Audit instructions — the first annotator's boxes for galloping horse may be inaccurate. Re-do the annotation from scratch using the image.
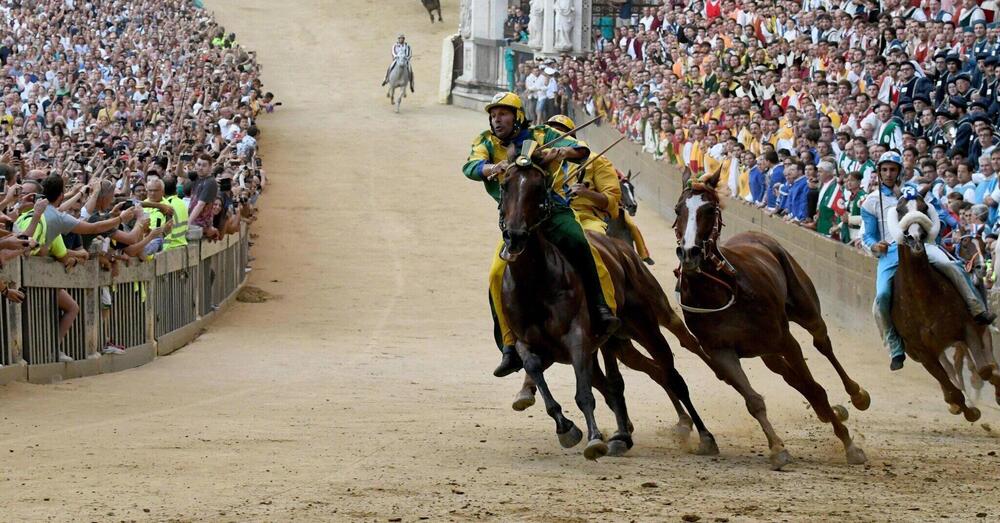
[421,0,443,22]
[674,169,869,469]
[386,56,410,113]
[946,234,992,398]
[607,171,641,250]
[500,144,717,460]
[891,190,1000,419]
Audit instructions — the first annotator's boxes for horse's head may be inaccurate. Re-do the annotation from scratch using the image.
[957,234,987,275]
[620,170,638,216]
[892,185,936,255]
[499,141,552,262]
[674,168,724,273]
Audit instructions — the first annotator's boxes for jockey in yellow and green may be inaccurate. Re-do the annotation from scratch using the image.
[463,92,620,377]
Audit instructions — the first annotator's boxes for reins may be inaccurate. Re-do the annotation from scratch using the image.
[674,194,739,314]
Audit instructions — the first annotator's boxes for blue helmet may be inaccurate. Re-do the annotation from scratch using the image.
[876,151,903,170]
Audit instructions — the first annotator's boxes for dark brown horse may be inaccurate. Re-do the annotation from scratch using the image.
[673,169,869,469]
[891,195,1000,419]
[499,148,717,459]
[421,0,442,22]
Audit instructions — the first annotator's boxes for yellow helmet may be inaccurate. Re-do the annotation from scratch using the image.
[485,91,527,130]
[546,114,576,132]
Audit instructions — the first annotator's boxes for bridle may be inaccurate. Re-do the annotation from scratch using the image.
[498,164,553,237]
[956,233,986,274]
[673,192,738,314]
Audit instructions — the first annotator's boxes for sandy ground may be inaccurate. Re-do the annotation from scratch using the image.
[1,1,999,522]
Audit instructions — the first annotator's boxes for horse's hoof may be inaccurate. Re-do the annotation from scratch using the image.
[607,439,629,457]
[627,420,635,434]
[696,434,720,456]
[511,390,536,411]
[769,448,793,471]
[584,438,609,461]
[846,444,867,465]
[948,403,963,415]
[832,404,849,422]
[671,422,693,447]
[851,388,871,411]
[558,425,583,448]
[965,407,982,422]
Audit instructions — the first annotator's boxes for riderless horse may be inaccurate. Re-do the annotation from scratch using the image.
[674,168,869,469]
[945,233,992,399]
[890,188,1000,419]
[421,0,443,22]
[386,55,410,113]
[499,143,717,460]
[607,170,653,264]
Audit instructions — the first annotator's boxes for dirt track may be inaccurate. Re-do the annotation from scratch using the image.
[1,1,1000,521]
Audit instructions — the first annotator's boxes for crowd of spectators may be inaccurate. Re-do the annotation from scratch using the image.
[0,0,275,363]
[509,0,1000,285]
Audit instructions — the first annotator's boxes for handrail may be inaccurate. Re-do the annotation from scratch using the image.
[0,228,250,385]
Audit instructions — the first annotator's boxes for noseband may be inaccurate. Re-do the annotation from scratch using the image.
[674,194,739,314]
[498,165,553,236]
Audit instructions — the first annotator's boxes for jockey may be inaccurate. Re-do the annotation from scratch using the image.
[546,114,653,264]
[463,93,620,377]
[862,151,996,371]
[381,34,414,92]
[544,115,622,233]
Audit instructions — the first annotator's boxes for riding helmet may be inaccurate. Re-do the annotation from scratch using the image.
[546,114,577,135]
[485,92,527,131]
[877,151,903,169]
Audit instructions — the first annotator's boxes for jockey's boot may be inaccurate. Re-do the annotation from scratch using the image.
[890,354,906,371]
[494,345,522,377]
[974,311,997,325]
[642,257,655,265]
[594,304,622,336]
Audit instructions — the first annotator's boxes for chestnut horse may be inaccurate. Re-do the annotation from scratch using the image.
[673,170,869,469]
[499,148,717,460]
[890,194,1000,419]
[944,234,992,399]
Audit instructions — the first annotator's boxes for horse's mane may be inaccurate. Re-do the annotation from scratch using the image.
[683,186,724,208]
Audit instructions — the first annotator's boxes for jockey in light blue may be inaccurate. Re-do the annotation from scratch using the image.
[862,151,996,371]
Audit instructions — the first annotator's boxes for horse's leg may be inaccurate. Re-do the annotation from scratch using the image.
[614,339,692,439]
[631,326,718,456]
[597,344,634,456]
[942,346,966,392]
[786,282,870,411]
[712,349,789,469]
[763,344,867,465]
[512,372,537,411]
[565,330,607,460]
[515,342,582,447]
[962,324,1000,406]
[917,346,982,421]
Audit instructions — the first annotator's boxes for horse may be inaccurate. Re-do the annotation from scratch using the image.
[890,192,1000,420]
[607,170,654,264]
[386,56,410,113]
[499,145,717,460]
[674,169,869,470]
[944,234,992,398]
[421,0,443,22]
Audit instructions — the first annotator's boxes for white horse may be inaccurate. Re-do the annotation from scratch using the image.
[386,56,411,113]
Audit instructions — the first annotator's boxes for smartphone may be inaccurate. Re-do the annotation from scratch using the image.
[12,150,21,160]
[0,178,6,192]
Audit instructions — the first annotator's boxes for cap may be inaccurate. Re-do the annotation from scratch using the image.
[900,103,915,113]
[955,72,972,82]
[971,99,990,110]
[945,53,962,64]
[987,56,1000,67]
[914,93,932,105]
[949,95,969,110]
[935,107,955,118]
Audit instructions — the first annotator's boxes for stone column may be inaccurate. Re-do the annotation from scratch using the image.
[452,0,508,109]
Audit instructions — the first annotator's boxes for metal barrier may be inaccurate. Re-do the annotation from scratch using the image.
[0,229,250,384]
